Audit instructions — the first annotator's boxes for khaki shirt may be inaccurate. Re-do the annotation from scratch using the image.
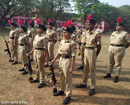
[9,28,19,39]
[81,31,87,44]
[56,28,61,32]
[33,33,48,49]
[18,33,29,45]
[58,39,76,57]
[46,29,57,41]
[27,28,35,37]
[71,32,76,42]
[110,31,130,45]
[85,30,101,47]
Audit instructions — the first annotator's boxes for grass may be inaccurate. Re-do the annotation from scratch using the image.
[0,29,130,105]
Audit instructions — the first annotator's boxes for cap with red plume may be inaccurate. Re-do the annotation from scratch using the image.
[64,21,68,29]
[18,20,21,26]
[117,17,123,26]
[67,20,72,27]
[63,21,73,33]
[8,20,11,24]
[48,18,51,23]
[48,18,53,26]
[86,14,96,24]
[28,21,30,24]
[36,19,40,25]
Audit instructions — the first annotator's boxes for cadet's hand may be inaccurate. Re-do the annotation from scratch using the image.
[6,41,9,44]
[69,68,73,73]
[30,43,33,47]
[26,53,29,56]
[49,60,53,65]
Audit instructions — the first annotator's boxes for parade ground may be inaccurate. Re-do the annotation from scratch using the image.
[0,29,130,105]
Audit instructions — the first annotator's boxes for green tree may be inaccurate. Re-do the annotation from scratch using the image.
[0,0,36,29]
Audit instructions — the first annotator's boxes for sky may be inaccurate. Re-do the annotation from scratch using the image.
[99,0,130,7]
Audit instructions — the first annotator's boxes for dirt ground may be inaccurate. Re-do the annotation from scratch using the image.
[0,29,130,105]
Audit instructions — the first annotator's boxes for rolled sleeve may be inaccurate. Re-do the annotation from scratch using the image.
[125,33,130,43]
[71,43,76,57]
[31,30,35,36]
[43,38,48,49]
[96,33,101,45]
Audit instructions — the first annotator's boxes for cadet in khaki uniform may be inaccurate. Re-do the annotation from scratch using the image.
[44,19,57,67]
[76,26,82,44]
[18,25,30,75]
[76,15,101,96]
[71,25,76,42]
[77,24,88,69]
[51,21,76,104]
[27,22,35,61]
[27,24,48,88]
[56,25,61,41]
[104,17,130,82]
[7,22,19,65]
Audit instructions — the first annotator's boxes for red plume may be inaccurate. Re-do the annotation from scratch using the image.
[118,17,121,23]
[8,20,11,24]
[64,21,68,29]
[36,19,40,25]
[68,20,72,26]
[48,18,51,23]
[87,14,91,21]
[28,21,30,24]
[18,20,21,26]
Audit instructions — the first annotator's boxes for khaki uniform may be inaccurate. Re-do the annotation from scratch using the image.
[108,31,130,76]
[76,29,81,43]
[18,33,29,69]
[9,28,19,62]
[56,27,61,41]
[27,28,35,60]
[58,39,76,97]
[80,31,87,66]
[71,32,76,42]
[33,33,48,84]
[44,29,57,65]
[82,30,101,89]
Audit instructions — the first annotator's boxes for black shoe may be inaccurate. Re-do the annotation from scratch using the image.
[9,59,14,62]
[22,70,28,75]
[30,79,39,83]
[88,89,95,96]
[30,59,34,62]
[44,65,49,67]
[77,66,83,69]
[113,76,118,83]
[12,62,18,65]
[103,73,111,78]
[75,83,86,88]
[49,68,51,70]
[38,83,45,88]
[18,68,24,71]
[53,91,64,96]
[29,77,33,81]
[62,97,71,104]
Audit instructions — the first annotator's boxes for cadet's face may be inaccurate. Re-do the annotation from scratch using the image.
[37,28,43,34]
[85,24,88,30]
[63,30,71,39]
[87,23,95,30]
[28,24,31,28]
[116,25,123,31]
[48,25,52,29]
[11,25,15,29]
[19,28,24,33]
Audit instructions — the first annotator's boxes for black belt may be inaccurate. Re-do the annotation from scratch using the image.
[111,44,124,47]
[10,37,14,39]
[48,40,53,42]
[19,44,27,46]
[28,36,32,37]
[82,43,86,45]
[60,55,71,58]
[35,48,45,50]
[85,47,94,50]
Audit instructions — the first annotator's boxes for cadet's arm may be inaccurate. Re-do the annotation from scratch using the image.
[125,43,130,49]
[14,36,17,46]
[52,52,60,63]
[96,45,101,57]
[70,56,75,72]
[43,49,47,63]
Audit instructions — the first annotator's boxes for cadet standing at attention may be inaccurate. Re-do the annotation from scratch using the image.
[18,24,30,75]
[104,17,130,82]
[27,21,35,61]
[50,21,76,104]
[77,20,88,69]
[56,24,61,41]
[27,19,48,88]
[75,14,101,96]
[44,18,57,68]
[6,21,19,65]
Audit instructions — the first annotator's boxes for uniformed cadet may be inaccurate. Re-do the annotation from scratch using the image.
[56,24,61,41]
[27,22,35,61]
[75,26,82,44]
[7,22,19,65]
[71,25,77,42]
[75,14,101,96]
[103,17,130,82]
[18,25,30,75]
[44,19,57,68]
[27,24,48,88]
[77,24,88,69]
[51,21,76,104]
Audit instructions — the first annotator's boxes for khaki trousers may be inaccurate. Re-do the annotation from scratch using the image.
[81,44,85,66]
[82,48,96,89]
[29,37,33,60]
[9,39,18,62]
[108,46,125,76]
[59,57,72,97]
[34,50,45,84]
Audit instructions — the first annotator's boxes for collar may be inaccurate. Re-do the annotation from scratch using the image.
[64,39,71,43]
[12,28,16,31]
[21,32,26,36]
[116,30,123,34]
[87,29,95,34]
